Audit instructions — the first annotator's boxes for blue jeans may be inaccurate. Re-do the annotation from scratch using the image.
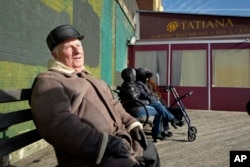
[149,101,174,120]
[136,105,162,136]
[149,100,175,136]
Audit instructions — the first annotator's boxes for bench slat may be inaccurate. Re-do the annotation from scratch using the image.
[0,88,43,162]
[0,89,31,103]
[0,109,33,132]
[0,129,42,157]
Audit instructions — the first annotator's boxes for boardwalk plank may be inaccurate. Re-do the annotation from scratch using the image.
[12,110,250,167]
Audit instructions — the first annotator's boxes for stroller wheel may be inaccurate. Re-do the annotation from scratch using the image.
[190,126,197,133]
[188,132,196,142]
[188,129,196,142]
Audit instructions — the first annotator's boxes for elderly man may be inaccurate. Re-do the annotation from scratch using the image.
[30,24,160,167]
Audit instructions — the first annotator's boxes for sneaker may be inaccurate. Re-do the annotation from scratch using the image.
[176,120,184,127]
[161,131,173,137]
[152,134,166,142]
[171,118,184,129]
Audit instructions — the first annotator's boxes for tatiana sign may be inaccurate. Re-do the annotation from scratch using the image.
[139,12,250,39]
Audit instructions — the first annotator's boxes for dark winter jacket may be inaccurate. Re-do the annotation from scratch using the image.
[136,68,158,102]
[30,60,143,167]
[119,68,149,117]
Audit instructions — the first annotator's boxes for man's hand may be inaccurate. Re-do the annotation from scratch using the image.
[130,126,148,149]
[106,135,131,158]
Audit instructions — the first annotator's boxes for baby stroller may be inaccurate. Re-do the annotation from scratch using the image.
[166,86,197,142]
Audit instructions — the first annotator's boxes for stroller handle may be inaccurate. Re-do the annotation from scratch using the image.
[165,85,193,100]
[187,91,193,96]
[179,91,193,100]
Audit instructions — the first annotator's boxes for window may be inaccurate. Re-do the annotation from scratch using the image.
[172,50,207,86]
[135,51,167,85]
[212,49,250,88]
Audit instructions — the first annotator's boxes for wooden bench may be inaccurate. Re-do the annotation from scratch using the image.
[0,88,42,166]
[0,85,156,166]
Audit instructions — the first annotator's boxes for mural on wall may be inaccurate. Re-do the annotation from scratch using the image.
[114,3,134,85]
[0,0,133,89]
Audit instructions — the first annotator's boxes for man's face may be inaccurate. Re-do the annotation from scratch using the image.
[53,38,84,71]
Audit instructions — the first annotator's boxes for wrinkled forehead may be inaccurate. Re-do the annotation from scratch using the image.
[55,38,82,50]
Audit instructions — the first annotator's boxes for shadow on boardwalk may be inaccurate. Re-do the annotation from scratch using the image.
[13,110,250,167]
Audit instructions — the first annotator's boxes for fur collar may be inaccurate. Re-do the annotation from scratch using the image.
[47,59,92,75]
[47,59,76,74]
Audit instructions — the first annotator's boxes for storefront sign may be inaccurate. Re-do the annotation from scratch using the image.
[139,12,250,39]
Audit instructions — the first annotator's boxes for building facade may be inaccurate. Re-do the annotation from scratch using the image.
[128,11,250,112]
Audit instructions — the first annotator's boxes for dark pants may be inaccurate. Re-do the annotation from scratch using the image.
[56,140,160,167]
[102,141,160,167]
[138,141,161,167]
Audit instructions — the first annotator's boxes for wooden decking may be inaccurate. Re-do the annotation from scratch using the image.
[155,110,250,167]
[13,110,250,167]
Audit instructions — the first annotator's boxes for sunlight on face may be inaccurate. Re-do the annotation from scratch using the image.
[53,38,84,72]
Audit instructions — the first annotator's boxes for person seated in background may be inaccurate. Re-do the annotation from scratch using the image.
[30,24,160,167]
[119,67,166,142]
[146,77,173,137]
[147,77,184,122]
[136,67,184,140]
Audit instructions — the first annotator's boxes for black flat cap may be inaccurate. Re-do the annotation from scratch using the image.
[46,24,84,51]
